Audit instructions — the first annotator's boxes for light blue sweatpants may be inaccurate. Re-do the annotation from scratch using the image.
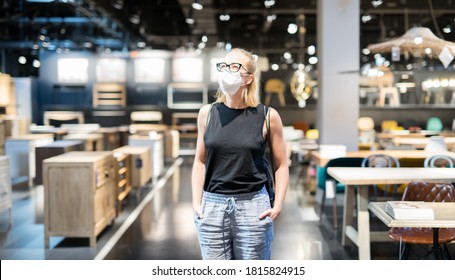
[194,186,274,260]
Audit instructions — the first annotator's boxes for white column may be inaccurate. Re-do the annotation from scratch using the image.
[317,0,360,151]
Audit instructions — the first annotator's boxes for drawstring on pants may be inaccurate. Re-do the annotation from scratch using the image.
[226,197,236,214]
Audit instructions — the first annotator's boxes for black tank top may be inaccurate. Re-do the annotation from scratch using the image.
[203,102,268,194]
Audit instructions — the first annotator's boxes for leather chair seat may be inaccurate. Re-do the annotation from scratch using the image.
[389,227,455,244]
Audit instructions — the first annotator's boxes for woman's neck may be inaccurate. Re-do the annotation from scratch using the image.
[224,97,247,109]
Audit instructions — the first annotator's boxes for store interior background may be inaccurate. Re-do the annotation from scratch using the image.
[0,0,455,260]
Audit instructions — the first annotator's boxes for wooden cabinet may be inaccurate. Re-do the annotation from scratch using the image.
[62,133,104,151]
[43,151,117,248]
[128,133,164,183]
[5,134,54,186]
[34,140,85,185]
[0,156,12,224]
[113,146,152,199]
[113,152,131,214]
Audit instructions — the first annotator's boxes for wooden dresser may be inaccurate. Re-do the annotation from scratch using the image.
[128,133,164,183]
[5,134,54,186]
[43,151,117,248]
[34,140,85,185]
[0,156,12,224]
[113,146,152,199]
[113,152,131,214]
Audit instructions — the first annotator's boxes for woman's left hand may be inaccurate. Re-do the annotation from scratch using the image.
[259,207,281,221]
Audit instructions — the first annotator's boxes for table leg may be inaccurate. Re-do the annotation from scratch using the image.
[432,228,441,260]
[342,185,355,246]
[357,186,371,260]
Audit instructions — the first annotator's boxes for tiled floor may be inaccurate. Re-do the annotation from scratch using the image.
[1,155,453,260]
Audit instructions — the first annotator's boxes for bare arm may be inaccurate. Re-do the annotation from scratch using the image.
[259,108,289,220]
[191,104,211,218]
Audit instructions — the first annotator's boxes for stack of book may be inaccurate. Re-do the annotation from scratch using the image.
[385,201,435,220]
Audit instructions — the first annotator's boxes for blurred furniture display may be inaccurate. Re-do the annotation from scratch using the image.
[167,83,208,109]
[426,117,443,132]
[359,66,394,106]
[62,133,104,151]
[393,136,455,151]
[327,166,455,260]
[0,156,12,225]
[292,121,309,136]
[386,182,455,260]
[381,120,399,132]
[130,111,163,124]
[264,79,286,107]
[43,111,84,126]
[163,129,180,162]
[5,134,54,186]
[377,87,400,107]
[113,146,152,200]
[357,117,375,144]
[113,152,131,215]
[311,149,455,167]
[424,154,455,168]
[0,120,4,155]
[29,125,68,140]
[361,154,401,199]
[129,124,168,135]
[318,157,364,229]
[34,140,85,185]
[60,123,100,134]
[92,83,126,108]
[0,73,16,115]
[128,133,164,183]
[43,151,117,248]
[171,112,198,150]
[1,115,31,137]
[424,136,448,152]
[305,129,319,140]
[97,127,122,151]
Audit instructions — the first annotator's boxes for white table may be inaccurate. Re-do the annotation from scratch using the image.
[326,167,455,260]
[369,202,455,259]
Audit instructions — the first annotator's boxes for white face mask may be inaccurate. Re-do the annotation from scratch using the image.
[218,71,243,96]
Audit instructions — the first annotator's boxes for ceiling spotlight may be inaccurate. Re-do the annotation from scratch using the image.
[33,59,41,68]
[371,0,383,8]
[287,22,298,34]
[266,14,276,23]
[361,14,372,23]
[443,25,452,34]
[111,0,124,10]
[18,56,27,64]
[264,0,275,8]
[129,13,141,25]
[192,0,203,10]
[219,13,230,21]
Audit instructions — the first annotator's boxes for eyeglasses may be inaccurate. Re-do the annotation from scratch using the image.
[216,62,250,74]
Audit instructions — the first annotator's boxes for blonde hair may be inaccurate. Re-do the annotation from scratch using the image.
[215,48,258,107]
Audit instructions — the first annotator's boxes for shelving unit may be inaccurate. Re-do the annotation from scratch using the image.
[113,152,131,215]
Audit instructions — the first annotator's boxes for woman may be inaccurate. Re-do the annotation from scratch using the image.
[192,48,289,260]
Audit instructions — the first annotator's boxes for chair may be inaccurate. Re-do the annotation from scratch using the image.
[305,129,319,140]
[381,120,398,131]
[318,157,364,229]
[424,136,448,152]
[424,154,455,168]
[426,117,443,132]
[264,79,286,107]
[388,182,455,259]
[377,87,400,107]
[358,117,375,144]
[361,154,400,199]
[130,111,163,124]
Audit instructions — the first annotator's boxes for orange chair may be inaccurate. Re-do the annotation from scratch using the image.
[264,79,286,107]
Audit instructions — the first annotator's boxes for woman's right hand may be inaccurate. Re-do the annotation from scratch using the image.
[193,204,204,219]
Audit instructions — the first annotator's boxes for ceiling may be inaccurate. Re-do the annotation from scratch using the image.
[1,0,454,66]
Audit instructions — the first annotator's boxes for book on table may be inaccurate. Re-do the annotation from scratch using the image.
[385,201,435,220]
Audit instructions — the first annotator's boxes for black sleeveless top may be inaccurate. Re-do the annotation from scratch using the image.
[203,102,268,194]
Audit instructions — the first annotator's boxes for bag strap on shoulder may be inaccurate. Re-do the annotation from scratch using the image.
[206,102,216,127]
